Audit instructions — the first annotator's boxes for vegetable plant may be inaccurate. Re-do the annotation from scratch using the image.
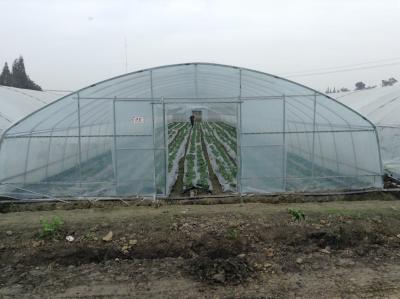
[288,208,305,222]
[40,216,64,238]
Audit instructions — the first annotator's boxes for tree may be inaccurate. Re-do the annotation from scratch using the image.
[355,81,366,91]
[0,62,13,86]
[325,87,331,94]
[340,87,350,92]
[0,56,42,90]
[382,77,398,87]
[10,56,42,90]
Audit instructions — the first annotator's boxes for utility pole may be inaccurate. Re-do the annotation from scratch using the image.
[124,36,128,73]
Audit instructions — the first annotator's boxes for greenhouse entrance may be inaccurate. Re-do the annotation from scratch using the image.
[165,102,239,196]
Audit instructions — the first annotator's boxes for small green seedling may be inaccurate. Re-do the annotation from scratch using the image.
[288,208,305,222]
[226,227,239,240]
[40,216,64,238]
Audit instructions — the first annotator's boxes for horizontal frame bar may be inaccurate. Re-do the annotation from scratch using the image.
[241,129,375,135]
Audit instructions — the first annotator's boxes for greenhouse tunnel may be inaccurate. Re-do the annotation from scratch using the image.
[0,63,383,199]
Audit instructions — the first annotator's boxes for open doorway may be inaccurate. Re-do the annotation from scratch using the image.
[191,110,202,122]
[166,102,238,196]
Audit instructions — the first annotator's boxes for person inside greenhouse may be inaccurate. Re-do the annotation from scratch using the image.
[190,114,195,127]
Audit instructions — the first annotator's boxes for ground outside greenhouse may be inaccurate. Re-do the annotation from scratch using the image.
[1,192,400,298]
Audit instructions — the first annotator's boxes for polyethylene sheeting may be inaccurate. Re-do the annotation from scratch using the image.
[0,86,67,134]
[334,85,400,178]
[0,63,383,199]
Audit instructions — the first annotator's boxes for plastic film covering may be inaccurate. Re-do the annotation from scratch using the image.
[0,63,383,199]
[0,86,68,135]
[333,85,400,179]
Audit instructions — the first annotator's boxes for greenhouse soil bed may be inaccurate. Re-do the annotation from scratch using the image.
[2,198,400,298]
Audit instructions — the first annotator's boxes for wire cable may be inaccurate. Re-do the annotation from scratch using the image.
[281,58,400,78]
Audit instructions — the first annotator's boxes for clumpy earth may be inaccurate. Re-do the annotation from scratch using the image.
[1,193,400,298]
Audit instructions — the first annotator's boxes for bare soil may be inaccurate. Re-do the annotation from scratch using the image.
[1,194,400,298]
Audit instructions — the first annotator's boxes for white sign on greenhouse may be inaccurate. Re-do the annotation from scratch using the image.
[132,116,145,124]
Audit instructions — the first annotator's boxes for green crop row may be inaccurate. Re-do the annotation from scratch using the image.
[168,122,190,172]
[168,122,187,141]
[215,121,237,139]
[209,122,237,155]
[201,123,237,188]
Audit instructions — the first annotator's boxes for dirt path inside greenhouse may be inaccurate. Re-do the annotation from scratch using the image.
[2,193,400,298]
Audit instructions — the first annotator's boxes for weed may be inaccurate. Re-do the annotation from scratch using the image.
[226,227,239,240]
[40,216,64,238]
[288,208,305,222]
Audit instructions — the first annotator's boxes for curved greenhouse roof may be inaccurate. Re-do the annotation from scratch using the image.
[0,63,383,199]
[334,85,400,178]
[0,85,67,135]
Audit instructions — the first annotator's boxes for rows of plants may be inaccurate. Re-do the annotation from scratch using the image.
[207,122,237,160]
[183,123,212,191]
[168,121,183,130]
[201,122,237,191]
[168,122,187,145]
[215,121,237,140]
[167,122,191,192]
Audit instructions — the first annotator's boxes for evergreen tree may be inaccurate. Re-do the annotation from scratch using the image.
[10,56,42,90]
[0,62,13,86]
[325,87,331,94]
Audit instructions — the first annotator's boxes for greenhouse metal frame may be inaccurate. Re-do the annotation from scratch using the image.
[0,63,383,199]
[334,85,400,180]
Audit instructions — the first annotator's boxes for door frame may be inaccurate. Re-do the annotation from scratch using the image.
[162,99,242,197]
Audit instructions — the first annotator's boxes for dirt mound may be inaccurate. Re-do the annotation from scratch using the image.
[186,231,255,285]
[306,226,385,250]
[189,256,254,285]
[191,231,248,257]
[24,246,120,266]
[127,238,190,259]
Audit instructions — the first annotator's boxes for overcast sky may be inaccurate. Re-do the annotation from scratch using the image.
[1,0,400,92]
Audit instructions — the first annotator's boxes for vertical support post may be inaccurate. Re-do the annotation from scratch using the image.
[150,70,154,98]
[86,126,92,162]
[349,130,358,177]
[151,102,157,200]
[194,64,198,99]
[44,130,54,181]
[77,92,82,186]
[162,97,168,197]
[311,92,317,186]
[61,128,69,172]
[282,94,287,191]
[238,68,242,98]
[237,69,242,196]
[22,134,32,185]
[236,100,242,195]
[112,97,119,190]
[374,126,384,186]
